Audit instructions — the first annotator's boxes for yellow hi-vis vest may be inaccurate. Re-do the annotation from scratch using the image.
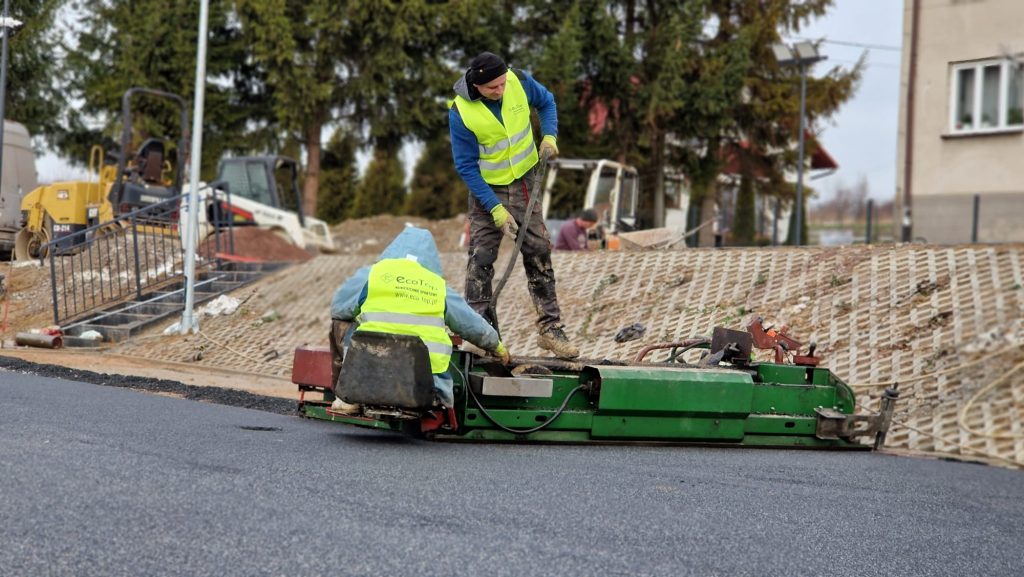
[450,69,539,185]
[356,258,452,374]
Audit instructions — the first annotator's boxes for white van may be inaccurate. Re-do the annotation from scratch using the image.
[0,120,38,259]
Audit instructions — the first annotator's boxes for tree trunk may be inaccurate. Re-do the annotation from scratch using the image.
[651,130,665,228]
[733,150,756,246]
[303,121,322,217]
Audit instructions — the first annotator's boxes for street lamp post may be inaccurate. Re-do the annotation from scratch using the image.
[772,41,826,246]
[179,0,210,335]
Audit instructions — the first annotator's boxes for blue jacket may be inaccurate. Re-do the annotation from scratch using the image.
[330,226,501,354]
[449,68,557,212]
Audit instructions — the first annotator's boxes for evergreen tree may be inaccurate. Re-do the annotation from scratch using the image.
[4,0,66,147]
[316,128,358,224]
[235,0,347,215]
[350,147,404,219]
[699,0,861,245]
[405,136,467,219]
[60,0,257,178]
[733,173,756,245]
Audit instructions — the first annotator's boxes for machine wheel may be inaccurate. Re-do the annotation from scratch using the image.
[14,226,51,261]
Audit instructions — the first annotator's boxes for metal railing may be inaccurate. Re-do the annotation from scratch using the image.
[41,186,237,325]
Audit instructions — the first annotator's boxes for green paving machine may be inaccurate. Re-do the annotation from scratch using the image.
[292,316,898,448]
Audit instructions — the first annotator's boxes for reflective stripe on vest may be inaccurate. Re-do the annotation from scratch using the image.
[356,258,452,374]
[450,70,538,185]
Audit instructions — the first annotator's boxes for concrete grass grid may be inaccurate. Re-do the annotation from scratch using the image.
[113,244,1024,465]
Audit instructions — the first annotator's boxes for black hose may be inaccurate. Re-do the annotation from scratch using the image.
[453,358,585,435]
[488,150,552,333]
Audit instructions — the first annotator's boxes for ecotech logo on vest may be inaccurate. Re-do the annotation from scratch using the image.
[507,103,526,116]
[381,272,441,306]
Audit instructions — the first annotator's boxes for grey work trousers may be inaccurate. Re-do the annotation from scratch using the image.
[465,165,564,332]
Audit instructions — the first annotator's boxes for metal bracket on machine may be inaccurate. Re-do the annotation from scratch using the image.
[815,387,900,449]
[747,316,820,366]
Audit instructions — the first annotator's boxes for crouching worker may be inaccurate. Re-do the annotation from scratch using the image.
[328,226,510,414]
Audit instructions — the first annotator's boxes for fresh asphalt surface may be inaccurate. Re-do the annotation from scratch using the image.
[2,372,1023,577]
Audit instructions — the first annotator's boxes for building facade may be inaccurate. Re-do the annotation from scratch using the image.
[897,0,1024,243]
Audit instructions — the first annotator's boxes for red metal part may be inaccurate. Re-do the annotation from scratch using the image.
[747,316,820,367]
[419,407,458,434]
[291,346,332,389]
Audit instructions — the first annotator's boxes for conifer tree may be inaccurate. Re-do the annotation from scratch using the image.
[61,0,257,177]
[316,128,358,224]
[4,0,65,148]
[405,136,467,220]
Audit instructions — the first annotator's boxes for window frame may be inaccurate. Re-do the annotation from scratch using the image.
[948,58,1023,135]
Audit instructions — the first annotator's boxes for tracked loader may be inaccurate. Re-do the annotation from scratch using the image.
[14,87,187,260]
[292,316,898,448]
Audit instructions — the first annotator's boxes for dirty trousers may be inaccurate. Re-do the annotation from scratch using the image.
[465,165,564,331]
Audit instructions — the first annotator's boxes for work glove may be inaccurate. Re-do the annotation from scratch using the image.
[490,204,519,240]
[493,341,511,365]
[539,135,559,159]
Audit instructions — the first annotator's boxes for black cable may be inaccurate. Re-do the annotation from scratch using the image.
[488,150,553,333]
[452,359,586,435]
[668,341,710,363]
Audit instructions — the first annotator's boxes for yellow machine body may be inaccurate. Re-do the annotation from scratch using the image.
[14,147,117,260]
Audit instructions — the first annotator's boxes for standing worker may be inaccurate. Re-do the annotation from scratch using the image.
[329,226,510,414]
[555,209,599,251]
[448,51,579,359]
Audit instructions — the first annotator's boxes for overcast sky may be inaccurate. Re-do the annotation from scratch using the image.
[797,0,904,203]
[38,0,905,202]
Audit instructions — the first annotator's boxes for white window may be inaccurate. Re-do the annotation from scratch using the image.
[950,59,1023,134]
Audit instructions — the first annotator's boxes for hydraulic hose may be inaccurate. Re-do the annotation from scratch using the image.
[488,149,552,333]
[455,355,584,435]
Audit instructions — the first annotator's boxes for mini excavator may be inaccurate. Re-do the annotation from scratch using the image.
[292,316,898,448]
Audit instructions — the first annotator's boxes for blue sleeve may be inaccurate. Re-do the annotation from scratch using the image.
[449,106,502,212]
[518,70,558,139]
[443,286,501,352]
[329,267,370,320]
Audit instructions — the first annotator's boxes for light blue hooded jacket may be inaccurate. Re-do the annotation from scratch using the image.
[329,226,501,406]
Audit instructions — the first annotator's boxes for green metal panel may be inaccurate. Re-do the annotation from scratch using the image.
[461,408,593,431]
[585,366,753,440]
[445,429,595,443]
[744,414,818,435]
[750,384,842,415]
[591,414,747,440]
[590,366,754,415]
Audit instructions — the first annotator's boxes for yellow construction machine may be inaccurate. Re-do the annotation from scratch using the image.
[14,87,187,261]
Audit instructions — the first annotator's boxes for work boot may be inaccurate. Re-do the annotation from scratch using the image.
[537,326,580,359]
[330,397,361,415]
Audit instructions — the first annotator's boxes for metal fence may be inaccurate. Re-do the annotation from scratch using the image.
[41,189,236,325]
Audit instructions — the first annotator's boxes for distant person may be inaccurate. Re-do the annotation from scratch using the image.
[448,50,579,359]
[555,209,599,251]
[328,226,510,414]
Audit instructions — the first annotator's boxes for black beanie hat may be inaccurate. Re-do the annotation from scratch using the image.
[466,52,507,86]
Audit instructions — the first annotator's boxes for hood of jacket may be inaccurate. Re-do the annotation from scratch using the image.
[377,226,443,277]
[452,73,483,102]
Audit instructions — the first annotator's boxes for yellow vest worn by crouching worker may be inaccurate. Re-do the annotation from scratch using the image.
[450,69,539,185]
[356,258,452,374]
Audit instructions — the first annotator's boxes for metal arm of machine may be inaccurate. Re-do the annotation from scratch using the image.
[815,387,900,448]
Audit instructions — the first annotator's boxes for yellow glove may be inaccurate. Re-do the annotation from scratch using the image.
[539,135,559,159]
[494,341,511,365]
[490,204,519,240]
